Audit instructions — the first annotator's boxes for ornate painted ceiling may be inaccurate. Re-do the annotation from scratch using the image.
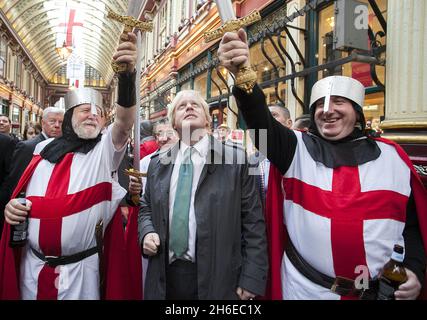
[0,0,130,86]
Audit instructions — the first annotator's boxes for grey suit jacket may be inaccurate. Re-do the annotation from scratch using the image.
[138,135,268,299]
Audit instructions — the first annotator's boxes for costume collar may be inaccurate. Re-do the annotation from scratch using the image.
[302,129,381,168]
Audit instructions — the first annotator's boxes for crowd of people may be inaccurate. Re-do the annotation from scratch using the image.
[0,27,425,301]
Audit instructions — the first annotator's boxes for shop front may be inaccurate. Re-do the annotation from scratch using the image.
[316,0,387,133]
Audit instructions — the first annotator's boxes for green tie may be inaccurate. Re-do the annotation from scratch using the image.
[170,147,194,258]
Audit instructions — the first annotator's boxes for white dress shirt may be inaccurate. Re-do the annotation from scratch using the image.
[168,134,209,263]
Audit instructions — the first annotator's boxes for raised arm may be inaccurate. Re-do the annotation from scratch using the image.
[111,32,137,150]
[218,29,297,174]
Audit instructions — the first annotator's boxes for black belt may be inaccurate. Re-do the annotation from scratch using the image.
[285,239,378,299]
[31,246,98,268]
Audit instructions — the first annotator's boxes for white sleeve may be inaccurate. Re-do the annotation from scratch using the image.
[100,125,127,172]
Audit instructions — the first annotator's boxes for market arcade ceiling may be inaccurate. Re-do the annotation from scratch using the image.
[0,0,130,86]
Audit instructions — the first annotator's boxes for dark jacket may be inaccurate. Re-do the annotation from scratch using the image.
[0,133,46,205]
[138,136,268,299]
[0,134,17,233]
[248,151,267,209]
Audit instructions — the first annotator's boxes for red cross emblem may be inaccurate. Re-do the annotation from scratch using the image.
[27,154,112,299]
[283,166,408,292]
[58,9,83,46]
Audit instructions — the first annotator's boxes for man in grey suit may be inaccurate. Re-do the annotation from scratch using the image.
[0,107,64,215]
[138,90,268,300]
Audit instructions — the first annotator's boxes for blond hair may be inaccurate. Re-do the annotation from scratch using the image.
[167,90,212,129]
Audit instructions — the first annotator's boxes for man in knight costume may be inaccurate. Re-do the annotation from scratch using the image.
[0,33,138,300]
[218,29,427,300]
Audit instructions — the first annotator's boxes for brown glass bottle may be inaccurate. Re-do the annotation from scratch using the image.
[9,191,29,248]
[377,244,408,300]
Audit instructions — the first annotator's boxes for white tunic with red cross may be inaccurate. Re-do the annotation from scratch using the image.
[281,131,411,300]
[20,126,126,300]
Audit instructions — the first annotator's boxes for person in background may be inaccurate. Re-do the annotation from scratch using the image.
[217,123,231,143]
[0,107,65,222]
[138,120,178,194]
[0,114,19,142]
[249,105,292,207]
[293,114,311,131]
[23,122,42,141]
[139,120,159,160]
[365,120,381,137]
[268,104,292,129]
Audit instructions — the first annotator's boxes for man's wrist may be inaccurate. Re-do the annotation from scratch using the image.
[234,65,257,94]
[117,70,136,108]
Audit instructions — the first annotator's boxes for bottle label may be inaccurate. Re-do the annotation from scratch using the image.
[9,194,29,247]
[12,231,26,241]
[377,279,395,300]
[11,220,28,242]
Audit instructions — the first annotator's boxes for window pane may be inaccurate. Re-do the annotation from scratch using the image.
[194,72,207,98]
[249,34,287,105]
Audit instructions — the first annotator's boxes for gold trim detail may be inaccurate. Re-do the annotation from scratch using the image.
[380,135,427,143]
[124,168,147,178]
[204,11,261,43]
[235,66,257,94]
[124,168,147,205]
[380,120,427,130]
[107,8,153,73]
[107,9,153,32]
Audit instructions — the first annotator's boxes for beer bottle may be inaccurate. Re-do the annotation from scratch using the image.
[377,244,408,300]
[9,191,29,248]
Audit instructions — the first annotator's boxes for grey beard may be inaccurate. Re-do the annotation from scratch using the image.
[72,120,101,139]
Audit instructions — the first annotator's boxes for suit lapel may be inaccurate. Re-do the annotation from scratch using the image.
[39,133,46,141]
[34,134,45,146]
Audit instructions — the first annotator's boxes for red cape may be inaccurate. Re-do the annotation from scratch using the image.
[261,164,286,300]
[264,137,427,300]
[0,155,142,300]
[124,206,143,300]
